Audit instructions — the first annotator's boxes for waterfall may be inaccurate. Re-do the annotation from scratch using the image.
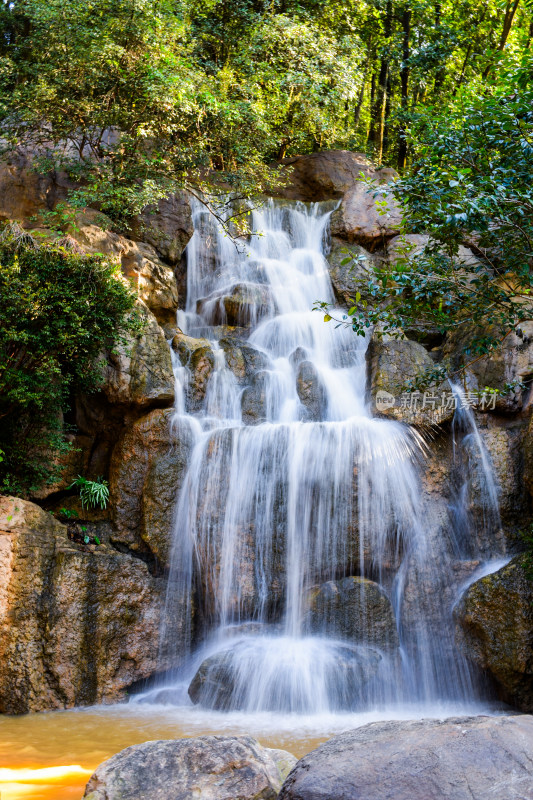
[143,198,499,716]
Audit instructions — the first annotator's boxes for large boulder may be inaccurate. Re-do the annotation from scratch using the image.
[274,150,396,201]
[219,337,271,384]
[278,715,533,800]
[172,332,216,411]
[326,237,375,308]
[367,331,452,426]
[306,577,399,650]
[331,182,402,250]
[188,640,382,711]
[109,408,195,566]
[83,736,297,800]
[197,283,274,328]
[0,496,172,713]
[455,555,533,711]
[102,303,175,409]
[296,360,327,421]
[66,211,180,330]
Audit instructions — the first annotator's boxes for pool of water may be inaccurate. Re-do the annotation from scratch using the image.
[0,700,498,799]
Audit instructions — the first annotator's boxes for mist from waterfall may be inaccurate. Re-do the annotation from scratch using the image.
[140,198,504,717]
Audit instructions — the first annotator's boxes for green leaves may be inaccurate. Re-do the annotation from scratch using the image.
[69,475,110,510]
[0,230,137,494]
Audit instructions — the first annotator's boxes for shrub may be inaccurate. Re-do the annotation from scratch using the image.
[0,225,138,494]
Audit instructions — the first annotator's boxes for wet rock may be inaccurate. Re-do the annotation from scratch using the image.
[0,497,172,713]
[198,283,274,327]
[102,303,175,409]
[464,425,527,531]
[109,408,195,565]
[306,577,398,650]
[289,347,308,368]
[455,556,533,711]
[327,237,375,308]
[219,337,270,384]
[83,736,296,800]
[296,360,327,421]
[188,641,381,711]
[274,150,396,201]
[172,332,216,410]
[130,190,193,264]
[367,331,452,426]
[241,371,269,425]
[331,182,402,251]
[278,715,533,800]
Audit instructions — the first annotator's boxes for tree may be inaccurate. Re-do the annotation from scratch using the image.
[318,56,533,388]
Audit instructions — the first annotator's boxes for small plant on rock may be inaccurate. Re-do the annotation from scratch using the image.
[69,475,109,510]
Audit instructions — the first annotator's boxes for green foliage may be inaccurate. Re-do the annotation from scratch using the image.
[58,508,79,520]
[0,226,137,494]
[318,56,533,386]
[69,476,110,510]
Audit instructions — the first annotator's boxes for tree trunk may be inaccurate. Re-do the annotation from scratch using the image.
[397,4,411,170]
[368,0,392,163]
[483,0,521,77]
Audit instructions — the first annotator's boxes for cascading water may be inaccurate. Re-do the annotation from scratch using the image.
[141,197,505,718]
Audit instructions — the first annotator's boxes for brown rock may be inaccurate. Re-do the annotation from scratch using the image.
[326,237,375,308]
[83,736,297,800]
[455,555,533,711]
[331,182,402,250]
[109,408,195,566]
[172,332,216,410]
[367,331,452,426]
[102,303,175,409]
[0,496,171,713]
[0,148,73,221]
[275,150,396,201]
[296,360,327,421]
[443,320,533,414]
[131,190,193,264]
[306,577,399,650]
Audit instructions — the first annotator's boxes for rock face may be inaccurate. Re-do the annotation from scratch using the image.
[367,331,452,426]
[275,150,396,201]
[172,332,216,411]
[83,736,297,800]
[102,303,175,409]
[131,190,193,264]
[455,556,533,711]
[327,237,375,308]
[278,715,533,800]
[0,496,171,713]
[443,320,533,415]
[306,577,399,650]
[331,182,402,250]
[109,409,195,566]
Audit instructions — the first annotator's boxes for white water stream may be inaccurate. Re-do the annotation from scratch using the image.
[137,198,505,721]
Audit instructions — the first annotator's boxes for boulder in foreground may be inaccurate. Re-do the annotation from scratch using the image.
[83,735,296,800]
[278,715,533,800]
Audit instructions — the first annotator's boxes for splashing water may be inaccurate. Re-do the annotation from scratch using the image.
[139,198,500,717]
